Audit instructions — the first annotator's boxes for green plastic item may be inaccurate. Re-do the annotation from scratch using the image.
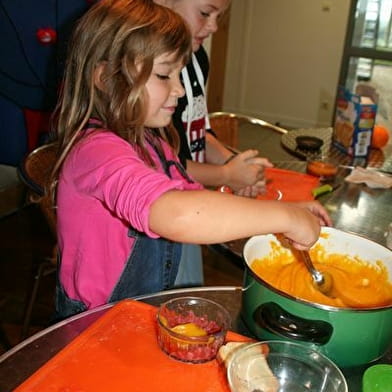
[312,184,333,198]
[363,364,392,392]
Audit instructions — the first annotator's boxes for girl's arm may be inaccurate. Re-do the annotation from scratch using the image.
[204,132,233,165]
[149,189,331,250]
[187,150,271,191]
[188,133,273,195]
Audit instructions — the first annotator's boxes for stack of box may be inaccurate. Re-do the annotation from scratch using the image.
[333,85,378,158]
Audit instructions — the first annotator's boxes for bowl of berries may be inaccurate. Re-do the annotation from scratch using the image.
[156,296,231,363]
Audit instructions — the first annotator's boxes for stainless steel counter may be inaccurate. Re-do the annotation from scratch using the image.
[216,160,392,265]
[0,286,391,392]
[0,287,244,391]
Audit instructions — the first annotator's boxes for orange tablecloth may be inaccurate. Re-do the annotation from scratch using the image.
[258,167,319,201]
[15,300,250,392]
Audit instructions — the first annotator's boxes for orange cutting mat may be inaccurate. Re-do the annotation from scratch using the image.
[15,299,251,392]
[259,167,319,201]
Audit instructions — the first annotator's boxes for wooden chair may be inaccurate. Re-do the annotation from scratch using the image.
[209,111,288,151]
[17,142,58,339]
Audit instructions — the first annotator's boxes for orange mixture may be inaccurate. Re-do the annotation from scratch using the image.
[251,241,392,308]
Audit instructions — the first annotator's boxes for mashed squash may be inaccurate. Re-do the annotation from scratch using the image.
[251,241,392,308]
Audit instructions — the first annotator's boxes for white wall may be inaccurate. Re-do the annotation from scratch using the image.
[223,0,351,128]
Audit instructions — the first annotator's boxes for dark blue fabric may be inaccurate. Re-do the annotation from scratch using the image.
[54,279,87,321]
[54,228,182,321]
[109,228,182,301]
[0,0,89,108]
[0,96,28,165]
[0,0,90,164]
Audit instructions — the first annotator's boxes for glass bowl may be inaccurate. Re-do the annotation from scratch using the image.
[306,158,338,181]
[227,341,348,392]
[156,296,231,363]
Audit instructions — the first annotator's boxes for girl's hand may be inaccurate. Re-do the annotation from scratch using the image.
[283,204,322,250]
[224,150,272,191]
[283,201,332,250]
[234,180,267,198]
[291,200,333,227]
[245,155,273,168]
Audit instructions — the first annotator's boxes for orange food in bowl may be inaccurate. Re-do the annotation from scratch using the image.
[171,322,208,337]
[156,297,230,363]
[251,242,392,308]
[371,125,390,149]
[307,160,338,178]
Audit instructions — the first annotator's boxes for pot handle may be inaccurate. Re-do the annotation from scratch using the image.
[253,302,333,345]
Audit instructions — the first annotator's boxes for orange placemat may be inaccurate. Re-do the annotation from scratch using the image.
[15,300,251,392]
[258,167,319,201]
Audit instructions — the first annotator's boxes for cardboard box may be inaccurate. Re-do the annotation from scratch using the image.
[333,85,378,158]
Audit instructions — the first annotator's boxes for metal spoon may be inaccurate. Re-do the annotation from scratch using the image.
[299,250,334,296]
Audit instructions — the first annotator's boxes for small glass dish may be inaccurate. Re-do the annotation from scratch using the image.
[307,158,338,181]
[156,297,230,363]
[227,341,348,392]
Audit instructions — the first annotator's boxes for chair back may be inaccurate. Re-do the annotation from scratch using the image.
[209,111,288,150]
[18,143,58,236]
[209,112,239,149]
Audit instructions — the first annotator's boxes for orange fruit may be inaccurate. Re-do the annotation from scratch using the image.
[371,125,390,149]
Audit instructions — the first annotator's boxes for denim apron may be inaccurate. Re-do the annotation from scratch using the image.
[55,129,194,320]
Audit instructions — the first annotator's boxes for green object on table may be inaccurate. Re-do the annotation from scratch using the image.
[363,364,392,392]
[312,184,333,198]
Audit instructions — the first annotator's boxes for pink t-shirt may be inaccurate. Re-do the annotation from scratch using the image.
[57,128,202,308]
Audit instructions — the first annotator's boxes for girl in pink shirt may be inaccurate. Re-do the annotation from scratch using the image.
[51,0,331,319]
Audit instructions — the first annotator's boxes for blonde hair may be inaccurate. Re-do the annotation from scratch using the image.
[51,0,191,190]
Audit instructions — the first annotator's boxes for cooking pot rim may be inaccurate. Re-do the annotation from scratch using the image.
[244,266,392,312]
[243,227,392,312]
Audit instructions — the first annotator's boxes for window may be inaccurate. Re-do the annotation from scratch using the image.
[339,0,392,130]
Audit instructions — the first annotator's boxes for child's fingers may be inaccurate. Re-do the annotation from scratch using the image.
[234,149,259,161]
[246,157,273,167]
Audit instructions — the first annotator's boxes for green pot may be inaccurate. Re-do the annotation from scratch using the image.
[241,227,392,368]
